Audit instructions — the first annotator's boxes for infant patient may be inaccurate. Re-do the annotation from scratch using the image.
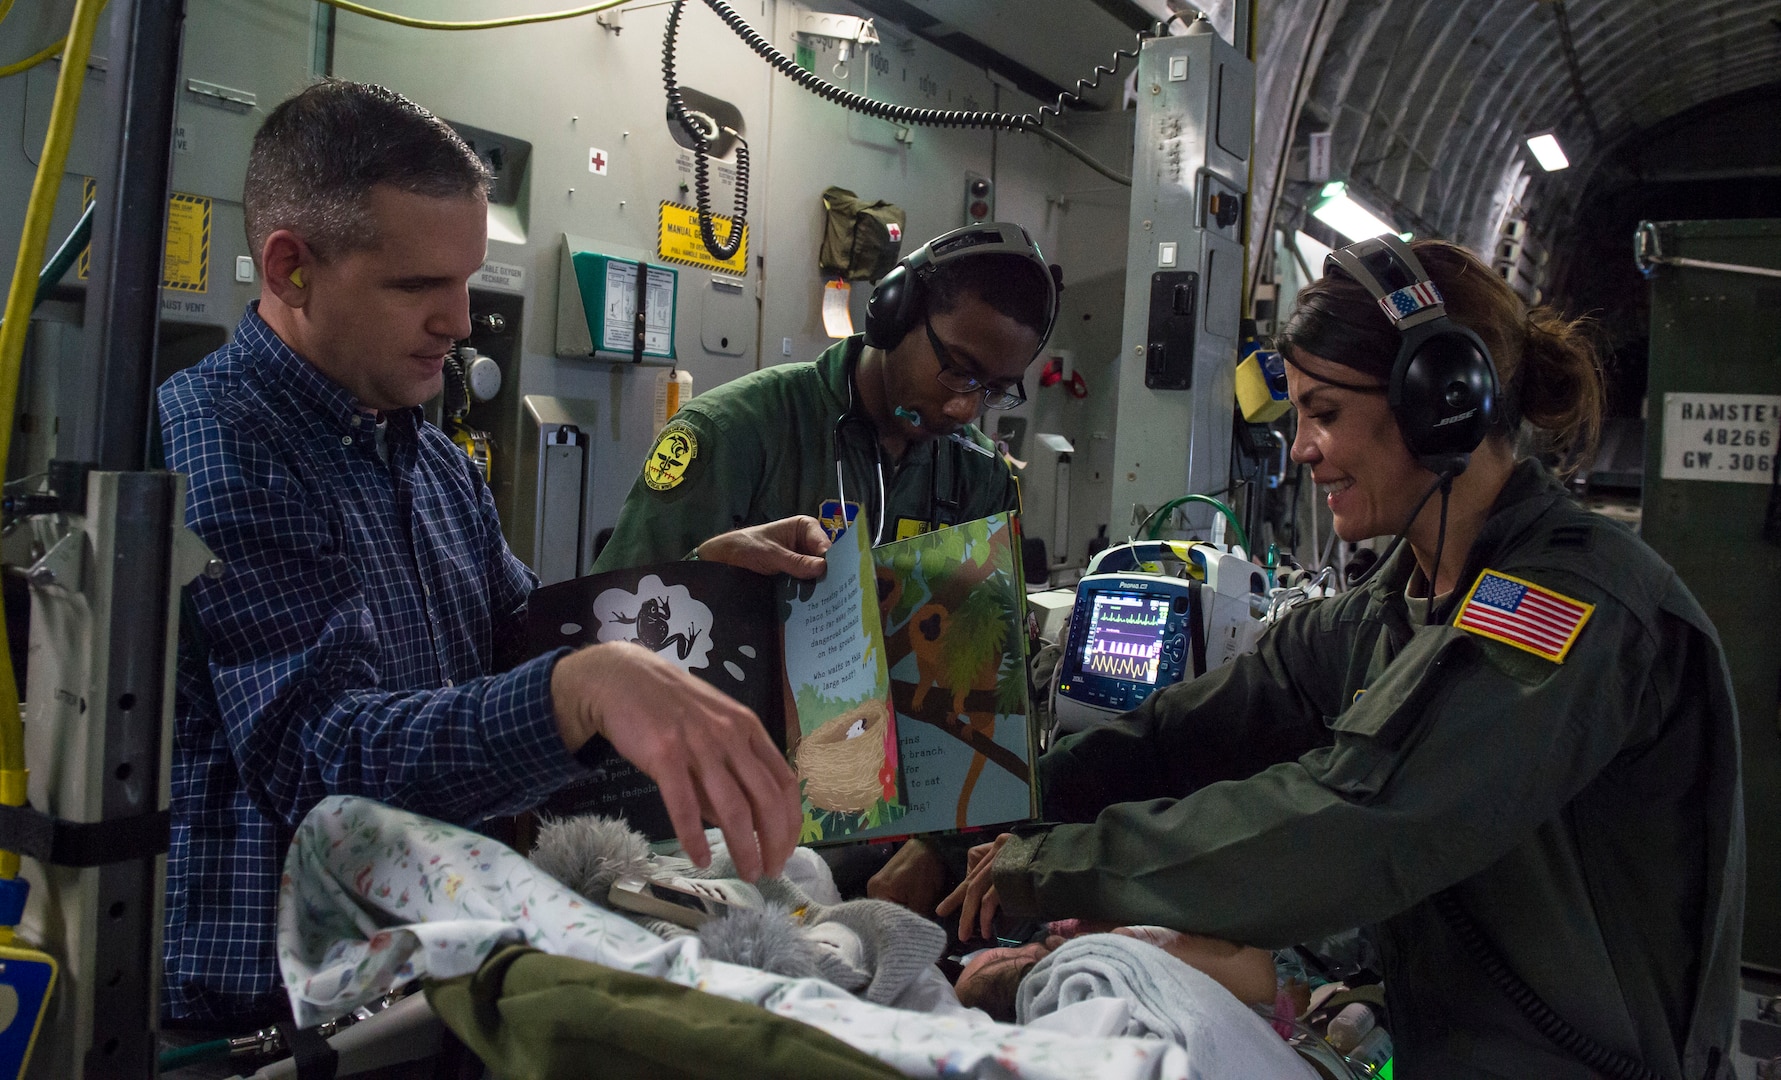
[952,921,1280,1022]
[529,813,1282,1034]
[529,814,953,1008]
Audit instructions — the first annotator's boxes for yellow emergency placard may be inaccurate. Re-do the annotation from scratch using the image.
[77,179,211,292]
[161,193,211,292]
[657,201,748,274]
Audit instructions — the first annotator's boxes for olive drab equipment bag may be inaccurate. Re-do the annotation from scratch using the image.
[819,186,907,283]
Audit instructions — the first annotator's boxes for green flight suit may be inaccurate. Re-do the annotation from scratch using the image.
[426,944,903,1080]
[994,461,1744,1080]
[592,336,1019,573]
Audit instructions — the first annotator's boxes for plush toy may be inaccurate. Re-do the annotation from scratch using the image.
[531,815,945,1006]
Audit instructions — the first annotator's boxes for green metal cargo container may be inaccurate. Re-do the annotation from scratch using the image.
[1639,217,1781,971]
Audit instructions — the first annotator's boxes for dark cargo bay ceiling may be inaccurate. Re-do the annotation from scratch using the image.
[853,0,1780,291]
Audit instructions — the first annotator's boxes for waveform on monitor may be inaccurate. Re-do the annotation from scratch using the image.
[1093,610,1167,628]
[1084,651,1156,680]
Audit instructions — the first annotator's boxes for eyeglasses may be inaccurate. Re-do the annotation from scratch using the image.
[925,318,1027,410]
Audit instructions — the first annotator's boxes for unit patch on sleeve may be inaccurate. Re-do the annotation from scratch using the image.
[643,424,699,491]
[1454,569,1593,663]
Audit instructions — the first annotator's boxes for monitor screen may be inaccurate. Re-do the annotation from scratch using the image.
[1077,591,1170,685]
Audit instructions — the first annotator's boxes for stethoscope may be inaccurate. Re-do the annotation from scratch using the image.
[832,405,889,546]
[832,357,967,546]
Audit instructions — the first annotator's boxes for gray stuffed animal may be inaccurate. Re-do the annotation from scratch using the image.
[530,815,944,1006]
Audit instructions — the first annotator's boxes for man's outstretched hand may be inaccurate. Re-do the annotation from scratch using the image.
[552,640,801,880]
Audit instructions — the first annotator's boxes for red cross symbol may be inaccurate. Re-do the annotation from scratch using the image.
[589,149,608,175]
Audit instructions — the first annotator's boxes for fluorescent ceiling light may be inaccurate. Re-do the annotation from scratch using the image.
[1310,182,1399,243]
[1525,132,1569,171]
[1293,230,1333,277]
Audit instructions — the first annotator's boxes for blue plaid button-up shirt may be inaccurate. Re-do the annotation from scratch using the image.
[159,305,582,1022]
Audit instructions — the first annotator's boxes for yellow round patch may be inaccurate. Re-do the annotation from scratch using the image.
[643,425,699,491]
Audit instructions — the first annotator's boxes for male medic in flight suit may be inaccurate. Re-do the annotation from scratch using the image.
[593,221,1060,572]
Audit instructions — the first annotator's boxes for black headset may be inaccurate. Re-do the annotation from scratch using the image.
[1326,236,1499,477]
[863,221,1060,357]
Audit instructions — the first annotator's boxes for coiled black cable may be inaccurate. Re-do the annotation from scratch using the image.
[664,0,1136,255]
[663,0,749,261]
[690,0,1029,129]
[1034,38,1141,129]
[1433,890,1662,1080]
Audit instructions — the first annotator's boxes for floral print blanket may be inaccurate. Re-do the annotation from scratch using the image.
[280,796,1212,1079]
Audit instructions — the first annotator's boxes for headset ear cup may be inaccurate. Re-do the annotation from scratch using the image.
[864,264,911,350]
[1390,328,1497,470]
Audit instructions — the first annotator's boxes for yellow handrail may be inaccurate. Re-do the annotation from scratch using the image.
[0,0,108,924]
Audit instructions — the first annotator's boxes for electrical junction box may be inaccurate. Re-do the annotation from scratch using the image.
[555,235,678,364]
[1110,24,1254,533]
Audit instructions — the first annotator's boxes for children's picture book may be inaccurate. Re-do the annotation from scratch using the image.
[856,512,1036,839]
[781,521,906,839]
[527,512,1035,845]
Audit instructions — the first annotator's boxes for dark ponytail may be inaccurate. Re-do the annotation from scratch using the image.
[1515,305,1606,474]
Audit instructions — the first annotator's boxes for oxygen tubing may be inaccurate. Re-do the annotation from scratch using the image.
[0,0,108,924]
[1141,492,1251,554]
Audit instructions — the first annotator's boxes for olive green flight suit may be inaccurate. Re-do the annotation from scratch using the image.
[593,336,1019,573]
[994,461,1744,1080]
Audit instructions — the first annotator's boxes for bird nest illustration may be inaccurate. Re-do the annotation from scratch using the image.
[796,700,889,813]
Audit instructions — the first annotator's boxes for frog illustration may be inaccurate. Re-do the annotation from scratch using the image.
[609,596,702,660]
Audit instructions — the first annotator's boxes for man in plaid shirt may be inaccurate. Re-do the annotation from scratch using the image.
[158,80,816,1026]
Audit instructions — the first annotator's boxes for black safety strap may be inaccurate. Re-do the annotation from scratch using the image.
[1187,580,1208,678]
[927,439,966,532]
[277,1020,339,1080]
[0,801,169,867]
[631,261,648,365]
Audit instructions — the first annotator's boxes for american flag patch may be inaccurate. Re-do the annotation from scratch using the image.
[1378,281,1443,322]
[1454,570,1593,662]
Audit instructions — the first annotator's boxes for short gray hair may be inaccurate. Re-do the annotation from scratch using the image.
[243,79,489,262]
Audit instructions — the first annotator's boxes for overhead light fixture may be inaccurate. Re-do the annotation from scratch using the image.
[1310,182,1400,243]
[1293,230,1334,276]
[1525,131,1570,171]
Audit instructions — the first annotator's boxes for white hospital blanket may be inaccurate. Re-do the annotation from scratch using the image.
[278,796,1280,1080]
